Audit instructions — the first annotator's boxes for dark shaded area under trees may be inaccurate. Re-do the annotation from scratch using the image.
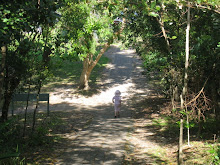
[123,0,220,138]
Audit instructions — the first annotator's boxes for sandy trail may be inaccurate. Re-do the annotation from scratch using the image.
[13,44,151,164]
[43,44,150,165]
[51,45,150,164]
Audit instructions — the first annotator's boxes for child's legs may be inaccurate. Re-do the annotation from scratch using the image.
[114,104,121,117]
[115,104,121,110]
[114,110,120,117]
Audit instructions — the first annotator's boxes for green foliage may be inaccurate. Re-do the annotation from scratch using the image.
[0,112,64,164]
[199,118,220,138]
[142,51,168,72]
[0,155,25,165]
[151,115,180,139]
[57,0,115,62]
[1,119,18,141]
[29,126,51,147]
[0,117,24,164]
[44,54,109,89]
[0,0,219,162]
[123,0,220,113]
[175,117,195,129]
[0,0,61,46]
[0,0,63,122]
[0,144,25,165]
[208,144,220,165]
[90,56,109,83]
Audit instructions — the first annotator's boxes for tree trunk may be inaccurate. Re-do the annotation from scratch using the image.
[79,41,111,90]
[79,57,92,90]
[157,2,171,52]
[1,65,20,122]
[1,91,10,122]
[78,18,122,90]
[32,80,42,133]
[187,113,190,146]
[0,45,6,107]
[184,1,191,146]
[180,1,191,147]
[197,109,201,137]
[2,94,12,122]
[1,64,9,122]
[183,2,190,97]
[157,7,177,108]
[23,82,31,137]
[178,119,183,165]
[211,81,220,120]
[157,16,170,52]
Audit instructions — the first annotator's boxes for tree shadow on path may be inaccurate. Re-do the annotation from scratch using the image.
[50,102,133,165]
[21,44,174,165]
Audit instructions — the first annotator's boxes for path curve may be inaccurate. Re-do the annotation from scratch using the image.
[54,44,150,165]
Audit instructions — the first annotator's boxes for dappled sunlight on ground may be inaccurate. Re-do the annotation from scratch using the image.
[51,101,134,165]
[11,45,169,164]
[48,78,136,107]
[52,45,151,164]
[48,45,148,108]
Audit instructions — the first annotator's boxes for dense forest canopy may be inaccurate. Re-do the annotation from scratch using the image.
[123,0,219,107]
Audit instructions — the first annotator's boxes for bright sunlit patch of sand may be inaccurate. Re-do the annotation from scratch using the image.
[118,49,136,55]
[49,77,148,107]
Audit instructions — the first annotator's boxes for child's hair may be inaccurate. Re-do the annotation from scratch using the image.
[115,90,121,96]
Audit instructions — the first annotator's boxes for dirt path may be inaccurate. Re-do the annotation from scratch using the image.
[11,44,173,164]
[37,44,151,165]
[20,44,161,164]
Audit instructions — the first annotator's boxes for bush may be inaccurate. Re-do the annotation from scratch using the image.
[0,153,25,165]
[0,113,61,164]
[209,144,220,165]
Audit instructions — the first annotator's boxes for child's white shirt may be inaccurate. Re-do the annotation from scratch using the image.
[112,95,121,105]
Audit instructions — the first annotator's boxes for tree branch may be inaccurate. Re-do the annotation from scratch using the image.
[185,78,209,106]
[193,4,220,14]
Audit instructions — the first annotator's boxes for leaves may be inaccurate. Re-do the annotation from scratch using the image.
[59,0,114,62]
[171,36,177,39]
[149,12,159,17]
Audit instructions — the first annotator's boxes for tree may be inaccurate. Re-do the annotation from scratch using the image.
[0,46,6,106]
[182,0,191,146]
[60,0,122,90]
[0,0,61,121]
[122,3,219,163]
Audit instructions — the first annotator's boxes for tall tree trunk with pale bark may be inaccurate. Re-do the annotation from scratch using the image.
[184,1,191,146]
[178,119,183,165]
[179,2,191,163]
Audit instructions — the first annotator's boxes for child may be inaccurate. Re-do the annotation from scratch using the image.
[112,90,122,118]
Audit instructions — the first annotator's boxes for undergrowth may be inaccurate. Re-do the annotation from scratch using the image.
[151,114,220,164]
[0,113,62,165]
[0,54,108,164]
